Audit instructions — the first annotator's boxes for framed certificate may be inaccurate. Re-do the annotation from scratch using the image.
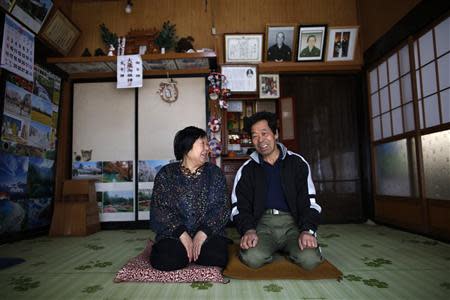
[40,9,81,56]
[224,33,263,63]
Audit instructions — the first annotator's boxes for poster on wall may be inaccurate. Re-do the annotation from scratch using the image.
[138,159,170,219]
[1,15,35,81]
[117,55,143,89]
[11,0,53,34]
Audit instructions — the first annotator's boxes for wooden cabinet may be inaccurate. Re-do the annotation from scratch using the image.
[50,179,100,236]
[221,157,248,195]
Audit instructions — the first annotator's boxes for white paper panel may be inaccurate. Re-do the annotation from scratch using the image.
[401,74,413,103]
[390,80,401,108]
[382,112,392,138]
[435,17,450,57]
[421,62,437,97]
[378,62,388,88]
[73,82,135,161]
[372,116,381,141]
[440,89,450,123]
[388,53,399,82]
[438,53,450,90]
[369,69,378,93]
[399,45,410,76]
[138,77,206,160]
[403,102,415,132]
[380,87,390,113]
[419,30,435,66]
[392,107,403,135]
[424,94,440,128]
[371,92,380,117]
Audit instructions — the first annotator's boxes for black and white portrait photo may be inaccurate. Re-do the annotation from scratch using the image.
[265,25,296,62]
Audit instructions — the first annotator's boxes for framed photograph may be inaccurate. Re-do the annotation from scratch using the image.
[224,33,263,63]
[40,9,81,56]
[297,25,327,62]
[221,65,257,93]
[265,24,296,62]
[259,74,280,99]
[11,0,53,34]
[326,27,359,61]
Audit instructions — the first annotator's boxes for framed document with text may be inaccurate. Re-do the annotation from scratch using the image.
[40,9,81,56]
[224,33,263,64]
[221,65,257,93]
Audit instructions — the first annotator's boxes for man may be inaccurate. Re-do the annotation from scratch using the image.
[300,35,321,57]
[267,32,292,62]
[231,112,323,270]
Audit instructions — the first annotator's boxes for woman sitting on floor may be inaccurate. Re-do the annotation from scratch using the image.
[150,126,230,271]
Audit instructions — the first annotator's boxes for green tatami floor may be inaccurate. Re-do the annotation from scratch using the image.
[0,223,449,299]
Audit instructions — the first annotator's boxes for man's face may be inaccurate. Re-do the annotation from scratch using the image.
[251,120,278,158]
[308,36,316,48]
[276,33,284,47]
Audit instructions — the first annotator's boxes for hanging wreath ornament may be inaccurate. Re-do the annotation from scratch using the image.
[208,117,221,133]
[157,75,179,103]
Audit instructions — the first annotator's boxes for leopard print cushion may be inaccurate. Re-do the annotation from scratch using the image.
[114,240,227,283]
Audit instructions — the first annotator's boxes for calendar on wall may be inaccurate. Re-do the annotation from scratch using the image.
[1,15,34,82]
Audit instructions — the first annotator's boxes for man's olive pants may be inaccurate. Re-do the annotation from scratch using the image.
[240,212,323,270]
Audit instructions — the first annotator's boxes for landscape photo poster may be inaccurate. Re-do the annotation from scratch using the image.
[0,64,62,236]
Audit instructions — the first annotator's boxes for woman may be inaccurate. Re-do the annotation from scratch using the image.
[150,126,230,271]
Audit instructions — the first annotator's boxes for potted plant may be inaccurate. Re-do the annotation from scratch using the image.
[155,21,178,53]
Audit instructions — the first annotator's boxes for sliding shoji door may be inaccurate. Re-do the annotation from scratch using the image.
[137,77,206,220]
[368,15,450,238]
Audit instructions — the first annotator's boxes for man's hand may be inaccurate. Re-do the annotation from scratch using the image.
[179,231,193,262]
[192,231,207,261]
[298,231,318,251]
[240,229,258,250]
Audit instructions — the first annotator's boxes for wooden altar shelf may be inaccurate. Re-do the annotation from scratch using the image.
[47,51,217,79]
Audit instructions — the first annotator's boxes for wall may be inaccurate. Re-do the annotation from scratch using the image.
[69,0,360,60]
[358,0,420,51]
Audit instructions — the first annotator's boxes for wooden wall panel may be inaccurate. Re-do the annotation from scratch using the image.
[428,200,450,240]
[374,199,424,232]
[358,0,420,51]
[69,0,360,58]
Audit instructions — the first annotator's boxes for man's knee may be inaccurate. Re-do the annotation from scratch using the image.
[289,248,322,270]
[239,247,273,269]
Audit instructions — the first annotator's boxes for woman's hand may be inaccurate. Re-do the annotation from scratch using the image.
[179,231,193,262]
[192,231,207,261]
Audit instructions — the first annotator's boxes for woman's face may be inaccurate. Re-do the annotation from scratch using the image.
[185,137,210,166]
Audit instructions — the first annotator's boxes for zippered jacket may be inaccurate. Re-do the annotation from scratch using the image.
[231,143,321,236]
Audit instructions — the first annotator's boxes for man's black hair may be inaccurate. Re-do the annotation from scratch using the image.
[306,35,316,42]
[173,126,206,160]
[243,111,278,135]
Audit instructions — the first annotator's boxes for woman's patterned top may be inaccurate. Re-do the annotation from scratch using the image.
[150,162,230,242]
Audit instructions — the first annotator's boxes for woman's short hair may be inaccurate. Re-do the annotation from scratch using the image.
[173,126,207,160]
[244,111,278,135]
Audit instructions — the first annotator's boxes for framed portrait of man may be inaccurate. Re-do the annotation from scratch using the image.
[265,24,296,62]
[297,25,327,62]
[326,27,359,61]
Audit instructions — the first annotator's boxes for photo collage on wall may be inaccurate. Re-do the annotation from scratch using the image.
[72,158,171,220]
[0,65,61,235]
[72,160,134,215]
[138,160,170,215]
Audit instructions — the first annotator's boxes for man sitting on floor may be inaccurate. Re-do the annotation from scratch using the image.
[231,112,323,270]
